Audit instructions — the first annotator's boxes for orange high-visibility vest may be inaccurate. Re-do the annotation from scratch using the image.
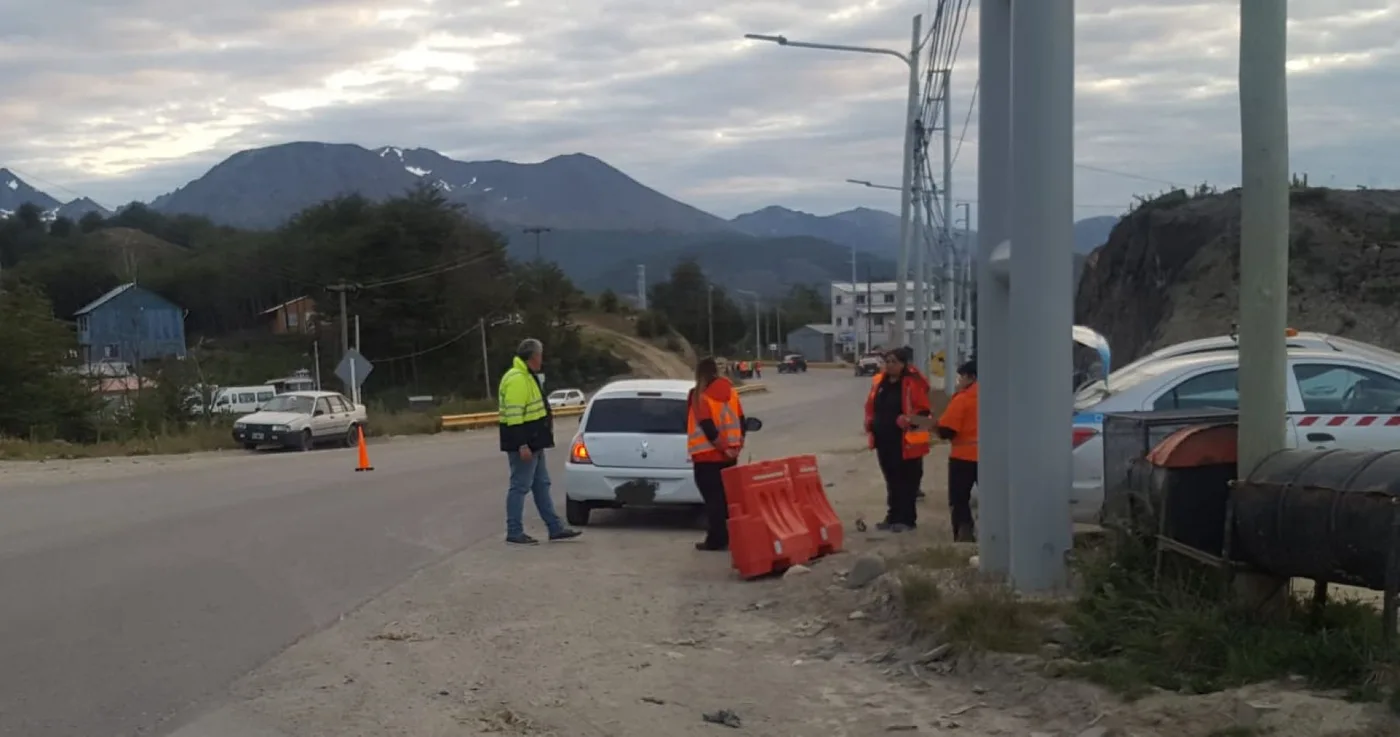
[865,372,932,459]
[687,392,744,461]
[939,382,979,462]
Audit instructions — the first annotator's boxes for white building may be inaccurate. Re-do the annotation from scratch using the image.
[829,281,967,358]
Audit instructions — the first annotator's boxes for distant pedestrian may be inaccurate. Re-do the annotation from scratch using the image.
[687,357,748,551]
[498,338,581,545]
[863,346,932,532]
[754,359,762,379]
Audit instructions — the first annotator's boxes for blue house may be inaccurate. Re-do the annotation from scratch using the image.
[74,283,187,365]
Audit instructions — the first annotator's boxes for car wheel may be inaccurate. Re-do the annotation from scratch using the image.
[298,429,314,451]
[343,425,358,448]
[243,443,258,452]
[566,498,591,526]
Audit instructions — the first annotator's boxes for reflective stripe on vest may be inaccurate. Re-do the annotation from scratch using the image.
[687,395,743,456]
[498,366,546,425]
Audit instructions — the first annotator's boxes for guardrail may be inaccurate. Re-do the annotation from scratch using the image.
[439,382,769,430]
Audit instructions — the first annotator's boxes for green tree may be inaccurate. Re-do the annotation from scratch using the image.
[598,288,620,313]
[649,259,746,355]
[78,211,106,233]
[49,216,74,238]
[0,283,100,441]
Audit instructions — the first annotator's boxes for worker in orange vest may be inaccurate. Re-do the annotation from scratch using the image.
[863,345,933,532]
[687,356,748,551]
[921,359,978,542]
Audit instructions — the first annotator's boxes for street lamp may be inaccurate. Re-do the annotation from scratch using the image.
[745,14,923,347]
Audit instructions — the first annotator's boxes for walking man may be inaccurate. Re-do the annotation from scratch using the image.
[498,338,581,545]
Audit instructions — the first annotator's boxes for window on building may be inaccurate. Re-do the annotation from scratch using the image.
[873,315,885,326]
[905,311,915,322]
[286,310,299,328]
[103,344,119,358]
[834,295,843,305]
[856,295,866,305]
[883,294,894,304]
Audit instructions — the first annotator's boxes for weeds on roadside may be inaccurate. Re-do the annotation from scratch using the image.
[1067,534,1400,706]
[893,545,1065,654]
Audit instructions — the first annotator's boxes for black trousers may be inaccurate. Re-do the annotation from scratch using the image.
[875,439,923,527]
[694,459,737,547]
[947,458,978,540]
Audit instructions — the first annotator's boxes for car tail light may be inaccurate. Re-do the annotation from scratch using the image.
[1072,427,1099,449]
[569,436,591,464]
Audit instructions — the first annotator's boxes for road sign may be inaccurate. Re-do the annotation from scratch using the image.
[335,348,374,389]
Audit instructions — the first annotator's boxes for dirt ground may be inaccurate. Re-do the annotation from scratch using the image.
[195,422,1396,737]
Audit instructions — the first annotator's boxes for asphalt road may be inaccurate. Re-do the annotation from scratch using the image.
[0,370,866,737]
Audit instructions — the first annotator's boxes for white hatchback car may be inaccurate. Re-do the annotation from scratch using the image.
[1066,334,1400,522]
[548,388,586,410]
[563,379,761,526]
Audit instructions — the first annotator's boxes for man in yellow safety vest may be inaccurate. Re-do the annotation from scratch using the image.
[498,337,582,545]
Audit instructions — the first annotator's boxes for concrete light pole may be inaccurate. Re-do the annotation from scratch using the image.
[1236,0,1290,477]
[977,0,1013,577]
[746,14,922,346]
[1006,0,1076,593]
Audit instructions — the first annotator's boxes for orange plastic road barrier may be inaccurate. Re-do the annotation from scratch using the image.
[355,425,374,472]
[784,455,844,556]
[722,460,816,579]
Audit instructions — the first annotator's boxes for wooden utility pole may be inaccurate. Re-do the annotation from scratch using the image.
[325,282,359,358]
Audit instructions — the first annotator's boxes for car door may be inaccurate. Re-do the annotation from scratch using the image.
[569,390,584,407]
[1291,361,1400,451]
[312,397,336,437]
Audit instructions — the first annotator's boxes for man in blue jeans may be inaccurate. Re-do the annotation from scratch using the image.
[498,338,581,545]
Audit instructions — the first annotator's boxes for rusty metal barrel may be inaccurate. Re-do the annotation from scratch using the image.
[1231,448,1400,589]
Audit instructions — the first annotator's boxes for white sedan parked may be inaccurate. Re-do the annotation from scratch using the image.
[562,379,761,526]
[547,388,586,410]
[1065,333,1400,522]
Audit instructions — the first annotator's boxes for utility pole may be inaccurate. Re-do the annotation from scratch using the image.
[706,284,715,356]
[959,202,973,354]
[1007,0,1075,593]
[637,265,648,310]
[480,317,492,399]
[977,0,1013,577]
[1235,0,1291,607]
[776,307,783,353]
[912,181,928,361]
[753,298,760,359]
[523,227,552,261]
[325,282,358,358]
[748,16,921,345]
[940,68,957,395]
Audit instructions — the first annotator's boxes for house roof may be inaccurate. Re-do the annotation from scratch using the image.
[73,282,181,317]
[74,283,137,316]
[799,323,837,335]
[260,295,314,316]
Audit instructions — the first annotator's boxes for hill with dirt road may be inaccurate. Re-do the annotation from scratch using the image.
[1075,186,1400,364]
[577,315,693,380]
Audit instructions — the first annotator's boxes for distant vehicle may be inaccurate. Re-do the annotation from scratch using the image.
[548,388,586,410]
[210,385,277,415]
[562,379,762,526]
[855,352,883,377]
[777,354,808,373]
[232,390,367,451]
[267,369,317,394]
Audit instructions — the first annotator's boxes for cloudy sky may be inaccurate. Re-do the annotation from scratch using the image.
[0,0,1395,220]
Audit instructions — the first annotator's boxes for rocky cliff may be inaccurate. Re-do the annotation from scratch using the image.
[1075,187,1400,364]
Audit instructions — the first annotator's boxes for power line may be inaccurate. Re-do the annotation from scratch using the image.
[374,319,486,362]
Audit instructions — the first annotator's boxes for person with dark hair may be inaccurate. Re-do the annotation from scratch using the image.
[498,338,581,545]
[863,345,933,532]
[937,359,979,541]
[687,356,748,550]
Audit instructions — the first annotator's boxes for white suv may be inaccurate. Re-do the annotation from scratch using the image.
[562,379,761,526]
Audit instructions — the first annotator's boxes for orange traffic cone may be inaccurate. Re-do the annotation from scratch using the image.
[355,425,374,472]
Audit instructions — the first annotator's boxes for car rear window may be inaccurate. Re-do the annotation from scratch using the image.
[585,397,689,434]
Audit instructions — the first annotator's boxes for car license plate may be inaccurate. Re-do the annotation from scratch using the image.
[251,432,264,440]
[614,479,658,504]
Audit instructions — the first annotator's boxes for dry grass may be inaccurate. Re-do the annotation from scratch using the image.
[0,424,242,460]
[891,544,1067,654]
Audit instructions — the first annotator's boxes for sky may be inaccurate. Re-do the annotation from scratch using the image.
[0,0,1396,220]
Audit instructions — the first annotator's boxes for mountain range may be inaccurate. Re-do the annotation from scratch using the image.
[3,143,1121,294]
